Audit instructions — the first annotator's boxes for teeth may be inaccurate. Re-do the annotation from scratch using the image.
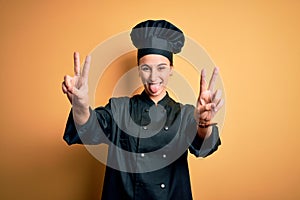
[149,82,160,85]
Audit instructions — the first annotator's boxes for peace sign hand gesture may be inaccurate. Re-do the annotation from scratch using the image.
[62,52,91,124]
[195,67,224,136]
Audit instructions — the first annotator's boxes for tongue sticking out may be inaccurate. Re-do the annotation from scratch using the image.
[149,83,160,93]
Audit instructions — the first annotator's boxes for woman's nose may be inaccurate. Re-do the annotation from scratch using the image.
[150,69,158,81]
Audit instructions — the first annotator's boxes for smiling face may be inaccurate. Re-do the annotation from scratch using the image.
[138,54,173,103]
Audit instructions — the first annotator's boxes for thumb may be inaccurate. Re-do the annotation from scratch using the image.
[199,103,216,113]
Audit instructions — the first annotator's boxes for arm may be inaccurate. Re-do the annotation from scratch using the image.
[189,125,221,157]
[62,52,103,145]
[188,67,224,157]
[63,107,108,145]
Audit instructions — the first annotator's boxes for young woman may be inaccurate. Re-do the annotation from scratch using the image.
[62,20,224,200]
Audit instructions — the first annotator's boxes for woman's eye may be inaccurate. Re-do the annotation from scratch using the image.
[158,66,166,71]
[141,66,150,71]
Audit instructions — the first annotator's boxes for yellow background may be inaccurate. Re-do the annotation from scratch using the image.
[1,0,300,199]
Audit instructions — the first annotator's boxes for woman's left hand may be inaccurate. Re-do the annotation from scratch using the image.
[195,67,224,127]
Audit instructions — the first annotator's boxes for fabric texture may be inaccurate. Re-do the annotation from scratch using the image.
[63,91,221,200]
[130,20,185,65]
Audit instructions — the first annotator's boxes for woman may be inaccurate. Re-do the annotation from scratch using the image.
[62,20,224,200]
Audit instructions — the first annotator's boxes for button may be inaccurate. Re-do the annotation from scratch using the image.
[141,153,145,157]
[163,154,167,158]
[143,126,148,130]
[164,126,169,131]
[145,108,149,112]
[160,183,166,189]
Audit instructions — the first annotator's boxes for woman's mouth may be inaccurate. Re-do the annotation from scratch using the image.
[148,82,162,93]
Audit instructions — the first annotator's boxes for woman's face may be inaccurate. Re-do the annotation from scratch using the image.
[138,54,173,102]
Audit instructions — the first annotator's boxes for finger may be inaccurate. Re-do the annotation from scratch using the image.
[206,110,212,121]
[199,68,207,95]
[74,52,81,76]
[81,55,91,79]
[197,96,207,108]
[199,112,208,123]
[200,110,210,120]
[215,98,225,112]
[198,103,216,113]
[62,82,68,93]
[64,75,74,91]
[212,89,222,104]
[208,67,219,91]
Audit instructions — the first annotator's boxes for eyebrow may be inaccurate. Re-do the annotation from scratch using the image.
[157,63,168,66]
[139,63,168,67]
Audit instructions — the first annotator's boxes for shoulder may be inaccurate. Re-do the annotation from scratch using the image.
[109,96,130,103]
[182,104,195,111]
[109,95,145,109]
[93,96,130,113]
[167,96,195,111]
[108,96,131,110]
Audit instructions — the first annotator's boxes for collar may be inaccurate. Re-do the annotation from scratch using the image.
[140,90,171,107]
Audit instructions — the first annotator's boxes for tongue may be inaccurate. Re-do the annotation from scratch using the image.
[149,84,159,93]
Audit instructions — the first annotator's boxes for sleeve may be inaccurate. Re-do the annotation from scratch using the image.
[180,104,221,158]
[189,125,221,158]
[63,105,113,145]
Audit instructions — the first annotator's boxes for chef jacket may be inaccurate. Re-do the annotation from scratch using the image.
[63,91,221,200]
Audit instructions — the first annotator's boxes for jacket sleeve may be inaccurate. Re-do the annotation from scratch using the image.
[189,125,221,158]
[63,106,112,145]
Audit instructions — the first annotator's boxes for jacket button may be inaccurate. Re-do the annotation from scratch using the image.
[164,126,169,131]
[143,126,148,130]
[160,183,166,189]
[141,153,145,157]
[163,154,167,158]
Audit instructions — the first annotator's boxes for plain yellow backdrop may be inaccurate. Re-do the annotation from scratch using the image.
[1,0,299,199]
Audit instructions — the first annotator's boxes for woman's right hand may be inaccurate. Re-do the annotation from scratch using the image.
[62,52,91,124]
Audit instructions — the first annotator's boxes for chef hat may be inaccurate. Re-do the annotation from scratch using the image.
[130,20,185,65]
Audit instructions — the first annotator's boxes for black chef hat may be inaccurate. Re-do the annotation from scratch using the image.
[130,20,185,66]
